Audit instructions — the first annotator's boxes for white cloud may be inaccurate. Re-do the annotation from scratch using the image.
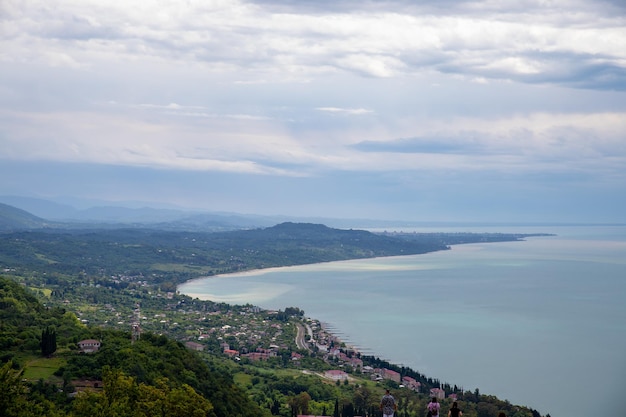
[2,0,624,87]
[1,0,626,221]
[316,107,373,115]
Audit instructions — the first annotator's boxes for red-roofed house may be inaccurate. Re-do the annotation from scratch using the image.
[383,368,401,383]
[324,370,348,381]
[402,376,421,392]
[430,388,445,400]
[224,349,239,358]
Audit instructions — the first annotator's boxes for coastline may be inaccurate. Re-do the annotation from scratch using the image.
[179,251,437,286]
[178,230,562,289]
[176,229,626,417]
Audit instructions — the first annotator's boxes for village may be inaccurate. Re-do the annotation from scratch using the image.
[162,297,451,403]
[73,288,451,404]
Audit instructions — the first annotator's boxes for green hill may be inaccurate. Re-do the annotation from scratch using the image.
[0,276,265,417]
[0,222,450,282]
[0,202,52,231]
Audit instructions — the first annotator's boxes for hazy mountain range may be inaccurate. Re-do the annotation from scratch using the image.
[2,195,606,233]
[0,195,414,232]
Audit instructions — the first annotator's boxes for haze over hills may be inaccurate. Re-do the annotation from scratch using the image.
[0,202,54,231]
[1,195,393,231]
[1,195,611,234]
[0,196,453,231]
[0,197,281,231]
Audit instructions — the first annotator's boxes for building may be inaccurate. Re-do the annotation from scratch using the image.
[224,348,240,358]
[382,368,401,383]
[185,341,204,351]
[402,376,421,392]
[243,352,270,361]
[430,388,445,400]
[324,370,349,381]
[77,339,101,353]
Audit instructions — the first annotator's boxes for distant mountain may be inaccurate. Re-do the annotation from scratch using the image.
[0,195,428,231]
[0,202,53,231]
[0,195,79,219]
[0,196,276,231]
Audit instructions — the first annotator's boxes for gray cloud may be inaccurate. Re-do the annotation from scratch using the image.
[3,0,624,88]
[1,0,626,222]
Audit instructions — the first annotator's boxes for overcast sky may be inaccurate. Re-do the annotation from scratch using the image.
[1,0,625,223]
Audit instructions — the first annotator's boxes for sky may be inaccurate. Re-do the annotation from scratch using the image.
[1,0,626,223]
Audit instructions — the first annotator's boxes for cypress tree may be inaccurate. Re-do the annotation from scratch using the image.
[40,326,57,357]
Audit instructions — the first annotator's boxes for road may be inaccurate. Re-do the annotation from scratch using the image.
[295,323,310,351]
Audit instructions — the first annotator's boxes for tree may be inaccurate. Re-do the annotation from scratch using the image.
[353,386,371,414]
[0,361,62,417]
[288,392,311,416]
[342,402,355,417]
[71,367,214,417]
[0,361,24,416]
[40,326,57,357]
[271,399,281,415]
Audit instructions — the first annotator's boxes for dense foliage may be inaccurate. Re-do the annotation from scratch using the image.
[0,276,266,417]
[0,223,454,283]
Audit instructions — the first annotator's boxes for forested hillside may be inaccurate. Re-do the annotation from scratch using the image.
[0,202,52,231]
[0,222,547,288]
[0,276,265,417]
[0,222,452,289]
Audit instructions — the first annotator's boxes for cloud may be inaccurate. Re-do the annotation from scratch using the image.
[2,0,624,88]
[1,0,626,221]
[316,107,373,115]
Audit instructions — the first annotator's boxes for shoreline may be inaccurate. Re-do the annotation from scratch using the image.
[178,231,559,290]
[178,251,440,287]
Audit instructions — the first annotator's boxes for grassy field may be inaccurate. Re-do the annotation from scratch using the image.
[22,355,67,381]
[151,263,214,274]
[34,253,59,264]
[29,287,53,297]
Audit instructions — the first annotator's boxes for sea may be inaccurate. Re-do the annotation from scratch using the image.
[178,225,626,417]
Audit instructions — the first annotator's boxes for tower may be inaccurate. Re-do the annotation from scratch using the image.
[131,303,141,343]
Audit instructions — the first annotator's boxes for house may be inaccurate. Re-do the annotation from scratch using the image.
[430,388,445,400]
[402,376,421,392]
[324,370,348,381]
[72,379,103,393]
[382,368,401,383]
[185,341,204,351]
[224,348,239,358]
[77,339,101,353]
[243,352,270,361]
[348,356,363,369]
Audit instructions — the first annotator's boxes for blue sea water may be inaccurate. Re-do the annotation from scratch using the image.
[179,225,626,417]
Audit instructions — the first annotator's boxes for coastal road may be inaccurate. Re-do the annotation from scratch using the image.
[295,323,310,351]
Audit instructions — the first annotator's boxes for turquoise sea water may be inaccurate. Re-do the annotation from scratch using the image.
[179,225,626,417]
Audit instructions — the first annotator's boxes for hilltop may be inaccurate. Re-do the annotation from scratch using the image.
[0,202,54,231]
